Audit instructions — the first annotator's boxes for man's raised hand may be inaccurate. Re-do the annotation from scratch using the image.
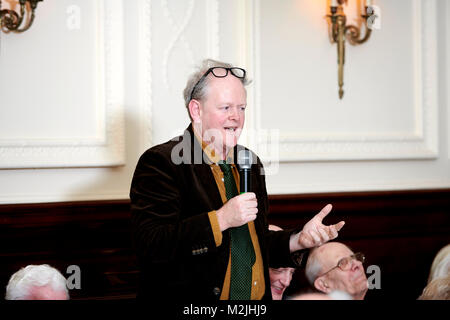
[296,204,345,250]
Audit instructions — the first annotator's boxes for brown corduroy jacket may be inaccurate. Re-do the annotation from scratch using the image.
[130,124,307,301]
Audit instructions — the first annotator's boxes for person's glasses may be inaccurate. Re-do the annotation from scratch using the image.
[317,252,365,278]
[189,67,246,101]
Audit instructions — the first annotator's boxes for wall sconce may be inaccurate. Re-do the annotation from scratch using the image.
[327,0,377,99]
[0,0,43,33]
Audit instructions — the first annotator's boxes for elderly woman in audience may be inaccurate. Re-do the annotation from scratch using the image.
[427,244,450,283]
[418,276,450,300]
[418,243,450,300]
[5,264,69,300]
[305,241,368,300]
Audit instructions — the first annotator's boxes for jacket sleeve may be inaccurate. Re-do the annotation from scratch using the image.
[254,155,309,268]
[130,147,219,265]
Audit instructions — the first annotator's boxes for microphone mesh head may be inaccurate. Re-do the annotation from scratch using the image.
[237,149,252,170]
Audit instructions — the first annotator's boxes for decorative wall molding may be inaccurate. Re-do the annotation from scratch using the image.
[206,0,220,60]
[447,0,450,161]
[139,0,220,150]
[138,0,153,150]
[268,179,450,196]
[0,0,125,168]
[244,0,439,162]
[161,0,195,90]
[237,0,259,149]
[161,0,220,92]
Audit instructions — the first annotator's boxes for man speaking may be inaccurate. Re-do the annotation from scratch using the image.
[130,59,345,300]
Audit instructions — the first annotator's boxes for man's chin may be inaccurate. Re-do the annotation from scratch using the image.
[223,139,239,152]
[225,135,239,144]
[271,291,282,300]
[351,272,367,283]
[355,280,369,296]
[224,129,241,143]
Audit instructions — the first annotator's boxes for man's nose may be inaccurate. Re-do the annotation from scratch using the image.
[351,258,363,271]
[228,107,239,120]
[280,272,292,286]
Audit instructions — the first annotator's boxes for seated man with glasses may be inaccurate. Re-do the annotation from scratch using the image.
[130,59,345,301]
[305,242,368,300]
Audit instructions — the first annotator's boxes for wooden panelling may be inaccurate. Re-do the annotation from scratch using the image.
[270,190,450,299]
[0,200,136,300]
[1,189,449,300]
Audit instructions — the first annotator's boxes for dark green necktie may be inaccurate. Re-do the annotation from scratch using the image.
[218,162,256,300]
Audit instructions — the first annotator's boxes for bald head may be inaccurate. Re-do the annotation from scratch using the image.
[308,242,352,273]
[305,242,368,300]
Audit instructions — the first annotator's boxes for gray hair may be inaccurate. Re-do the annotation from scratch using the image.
[428,244,450,283]
[328,290,353,300]
[5,264,69,300]
[305,248,323,285]
[183,59,250,119]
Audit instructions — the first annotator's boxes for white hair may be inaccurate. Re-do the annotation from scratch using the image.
[5,264,68,300]
[418,275,450,300]
[428,244,450,283]
[305,242,354,286]
[305,250,323,285]
[328,290,353,300]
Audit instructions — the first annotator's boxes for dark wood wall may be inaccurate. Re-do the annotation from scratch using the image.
[1,189,449,300]
[269,189,450,299]
[0,200,136,300]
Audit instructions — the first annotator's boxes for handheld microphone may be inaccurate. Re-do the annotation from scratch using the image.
[237,149,252,193]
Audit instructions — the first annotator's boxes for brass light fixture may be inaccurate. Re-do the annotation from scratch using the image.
[0,0,43,33]
[327,0,377,99]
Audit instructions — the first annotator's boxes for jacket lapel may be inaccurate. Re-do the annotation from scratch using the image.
[186,124,224,210]
[193,163,223,210]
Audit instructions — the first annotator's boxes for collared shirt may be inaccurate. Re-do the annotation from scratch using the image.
[194,132,265,300]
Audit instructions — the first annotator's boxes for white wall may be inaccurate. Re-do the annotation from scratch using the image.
[0,0,448,204]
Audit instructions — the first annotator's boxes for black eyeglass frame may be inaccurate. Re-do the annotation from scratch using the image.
[317,252,365,279]
[189,67,246,101]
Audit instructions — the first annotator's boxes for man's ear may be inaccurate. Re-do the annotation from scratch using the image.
[314,277,331,294]
[188,99,202,123]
